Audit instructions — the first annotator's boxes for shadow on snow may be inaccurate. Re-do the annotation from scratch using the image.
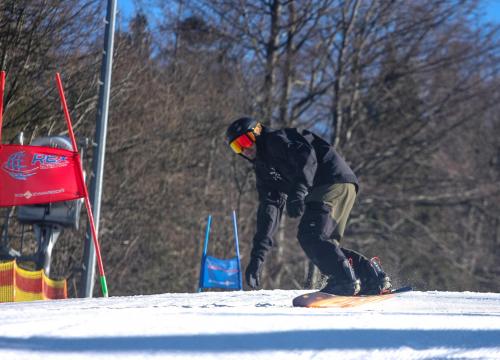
[1,329,500,353]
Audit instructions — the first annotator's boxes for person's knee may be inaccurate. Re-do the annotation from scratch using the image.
[298,201,333,236]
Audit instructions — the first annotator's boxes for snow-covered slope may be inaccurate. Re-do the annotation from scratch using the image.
[1,290,499,359]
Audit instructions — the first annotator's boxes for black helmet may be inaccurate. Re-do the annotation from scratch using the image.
[226,117,258,144]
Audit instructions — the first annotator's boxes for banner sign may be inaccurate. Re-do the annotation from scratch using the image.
[0,144,85,207]
[0,71,108,297]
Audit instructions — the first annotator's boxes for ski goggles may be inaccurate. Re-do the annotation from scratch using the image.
[229,132,256,154]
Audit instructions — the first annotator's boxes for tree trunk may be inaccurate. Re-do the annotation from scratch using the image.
[263,0,281,123]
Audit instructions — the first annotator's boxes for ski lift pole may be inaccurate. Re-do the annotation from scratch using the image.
[81,0,117,298]
[55,73,108,297]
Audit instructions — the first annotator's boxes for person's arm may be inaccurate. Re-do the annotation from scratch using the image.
[273,131,318,217]
[288,138,317,189]
[246,188,285,288]
[251,192,285,261]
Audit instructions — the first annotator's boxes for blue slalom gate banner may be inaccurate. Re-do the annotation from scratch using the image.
[198,211,243,291]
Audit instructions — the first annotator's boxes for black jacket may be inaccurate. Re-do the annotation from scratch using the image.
[250,127,359,261]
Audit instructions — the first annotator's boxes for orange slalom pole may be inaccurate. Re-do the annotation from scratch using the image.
[55,73,108,297]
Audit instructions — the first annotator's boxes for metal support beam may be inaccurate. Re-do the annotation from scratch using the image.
[81,0,117,298]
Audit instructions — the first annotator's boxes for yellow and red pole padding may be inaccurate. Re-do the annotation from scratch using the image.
[55,73,108,298]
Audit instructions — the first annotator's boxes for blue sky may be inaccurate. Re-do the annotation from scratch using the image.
[118,0,134,19]
[118,0,500,24]
[482,0,500,23]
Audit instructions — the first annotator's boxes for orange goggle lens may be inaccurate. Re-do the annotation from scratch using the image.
[230,132,256,154]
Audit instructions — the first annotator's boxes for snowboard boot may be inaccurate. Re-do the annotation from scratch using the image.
[321,259,361,296]
[359,257,392,295]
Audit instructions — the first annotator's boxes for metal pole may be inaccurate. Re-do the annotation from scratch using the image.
[232,211,243,290]
[198,215,212,292]
[56,73,109,297]
[81,0,117,298]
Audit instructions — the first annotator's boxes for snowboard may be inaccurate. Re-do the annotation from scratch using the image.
[292,286,413,308]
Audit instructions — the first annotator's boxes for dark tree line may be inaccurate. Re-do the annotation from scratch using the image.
[1,0,499,296]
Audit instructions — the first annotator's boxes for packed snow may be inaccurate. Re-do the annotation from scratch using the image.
[1,290,500,359]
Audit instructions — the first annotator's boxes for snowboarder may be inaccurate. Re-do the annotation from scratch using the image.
[226,117,392,295]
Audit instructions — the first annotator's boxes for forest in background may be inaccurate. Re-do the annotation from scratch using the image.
[1,0,499,296]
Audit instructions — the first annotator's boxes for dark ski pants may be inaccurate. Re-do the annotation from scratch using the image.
[297,183,357,277]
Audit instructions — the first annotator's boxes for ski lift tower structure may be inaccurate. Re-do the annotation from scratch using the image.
[81,0,117,297]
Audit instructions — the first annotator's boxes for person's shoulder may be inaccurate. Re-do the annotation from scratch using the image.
[298,128,331,145]
[283,127,317,143]
[265,127,314,144]
[263,127,287,141]
[281,127,303,138]
[282,127,314,137]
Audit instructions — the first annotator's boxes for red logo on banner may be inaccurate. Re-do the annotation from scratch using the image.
[0,144,85,207]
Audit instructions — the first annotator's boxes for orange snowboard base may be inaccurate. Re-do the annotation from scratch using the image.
[292,291,395,308]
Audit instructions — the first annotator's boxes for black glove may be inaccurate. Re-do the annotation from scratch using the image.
[245,257,263,289]
[286,185,307,218]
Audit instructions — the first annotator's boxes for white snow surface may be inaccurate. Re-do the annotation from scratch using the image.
[1,290,500,360]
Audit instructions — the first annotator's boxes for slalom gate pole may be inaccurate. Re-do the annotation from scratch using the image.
[0,71,5,141]
[198,215,212,292]
[232,211,243,290]
[55,73,109,297]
